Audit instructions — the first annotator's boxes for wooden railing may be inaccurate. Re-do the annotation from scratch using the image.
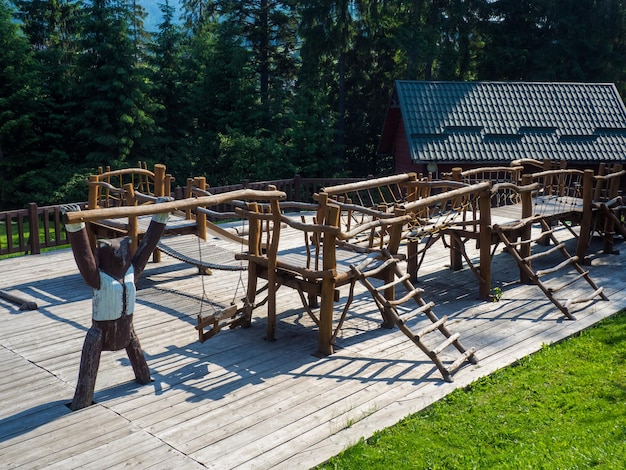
[0,175,366,257]
[0,203,78,256]
[175,174,365,215]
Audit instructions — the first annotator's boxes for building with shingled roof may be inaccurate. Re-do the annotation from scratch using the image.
[378,81,626,178]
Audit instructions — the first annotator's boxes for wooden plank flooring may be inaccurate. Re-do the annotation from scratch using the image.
[1,220,625,469]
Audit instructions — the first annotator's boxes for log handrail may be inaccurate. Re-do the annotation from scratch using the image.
[64,189,287,224]
[95,167,157,179]
[525,168,584,180]
[402,181,491,213]
[317,173,417,196]
[403,179,469,190]
[491,182,540,195]
[88,180,127,194]
[278,212,412,240]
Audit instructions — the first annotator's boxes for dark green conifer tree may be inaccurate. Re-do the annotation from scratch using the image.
[0,1,43,208]
[142,0,191,183]
[72,0,153,168]
[12,0,89,205]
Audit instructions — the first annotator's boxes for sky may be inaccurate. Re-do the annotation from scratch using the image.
[140,0,182,32]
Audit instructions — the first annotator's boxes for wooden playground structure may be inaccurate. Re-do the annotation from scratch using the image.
[64,160,625,385]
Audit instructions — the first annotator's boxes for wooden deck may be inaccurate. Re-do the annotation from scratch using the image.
[1,220,625,469]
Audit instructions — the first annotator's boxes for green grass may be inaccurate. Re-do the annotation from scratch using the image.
[0,221,68,259]
[318,310,626,469]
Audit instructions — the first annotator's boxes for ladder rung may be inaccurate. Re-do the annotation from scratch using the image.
[432,333,460,355]
[359,257,398,278]
[535,256,578,277]
[387,288,425,307]
[530,228,557,244]
[564,287,605,308]
[524,243,565,262]
[547,271,589,292]
[446,348,477,374]
[413,311,445,336]
[494,215,543,233]
[526,229,558,246]
[499,228,557,246]
[353,254,382,272]
[376,273,411,292]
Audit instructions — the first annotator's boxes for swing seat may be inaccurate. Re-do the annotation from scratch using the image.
[196,304,241,342]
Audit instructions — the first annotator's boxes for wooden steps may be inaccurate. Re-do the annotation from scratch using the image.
[351,250,478,382]
[494,218,608,319]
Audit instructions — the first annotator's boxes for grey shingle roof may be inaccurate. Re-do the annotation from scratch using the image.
[393,81,626,163]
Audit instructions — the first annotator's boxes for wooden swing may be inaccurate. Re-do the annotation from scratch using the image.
[193,215,251,343]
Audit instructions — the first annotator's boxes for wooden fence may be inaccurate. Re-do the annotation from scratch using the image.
[0,203,71,257]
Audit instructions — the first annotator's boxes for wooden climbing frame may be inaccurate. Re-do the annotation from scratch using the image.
[236,176,492,358]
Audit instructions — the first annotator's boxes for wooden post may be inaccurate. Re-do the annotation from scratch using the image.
[402,172,418,203]
[265,199,282,342]
[387,214,404,257]
[405,175,419,280]
[317,204,340,357]
[381,216,405,328]
[594,163,606,202]
[315,192,329,226]
[28,203,41,255]
[123,183,140,254]
[450,234,463,271]
[196,176,207,191]
[243,202,261,328]
[576,169,595,263]
[185,178,194,219]
[603,210,616,254]
[293,174,301,202]
[86,176,100,250]
[403,175,420,277]
[154,164,166,197]
[88,175,100,210]
[520,176,533,219]
[164,174,173,198]
[603,164,624,254]
[608,164,623,197]
[478,185,492,300]
[519,174,533,284]
[451,167,463,182]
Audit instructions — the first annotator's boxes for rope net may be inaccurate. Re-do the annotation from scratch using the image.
[531,170,584,216]
[405,191,478,242]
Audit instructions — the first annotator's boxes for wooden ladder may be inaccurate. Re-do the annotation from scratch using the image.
[493,217,608,320]
[351,250,477,382]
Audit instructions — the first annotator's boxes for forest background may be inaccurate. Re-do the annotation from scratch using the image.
[1,0,626,210]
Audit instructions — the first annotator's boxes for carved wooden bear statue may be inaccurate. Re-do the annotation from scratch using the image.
[63,201,169,411]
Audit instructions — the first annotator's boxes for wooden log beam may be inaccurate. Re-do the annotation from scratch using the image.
[63,189,287,224]
[0,290,38,310]
[317,173,415,196]
[402,181,491,213]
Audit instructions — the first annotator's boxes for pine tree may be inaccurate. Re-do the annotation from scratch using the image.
[12,0,89,205]
[73,0,153,168]
[142,0,191,182]
[0,1,43,208]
